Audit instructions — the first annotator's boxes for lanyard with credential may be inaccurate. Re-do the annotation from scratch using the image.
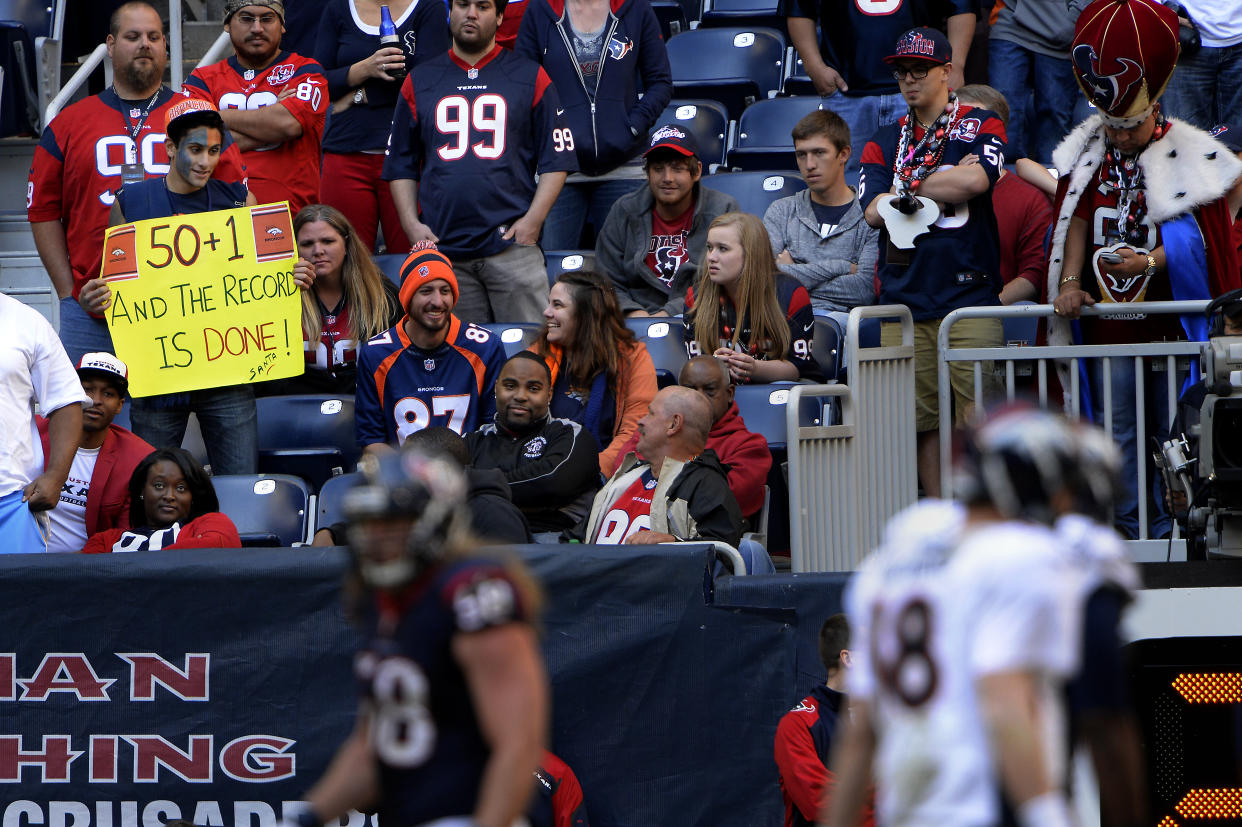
[118,88,162,187]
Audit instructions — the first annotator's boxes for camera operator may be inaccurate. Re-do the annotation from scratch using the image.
[1165,289,1242,559]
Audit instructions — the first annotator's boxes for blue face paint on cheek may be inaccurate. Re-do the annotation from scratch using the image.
[175,127,212,182]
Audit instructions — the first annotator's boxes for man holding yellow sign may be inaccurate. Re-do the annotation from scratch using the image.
[91,100,313,474]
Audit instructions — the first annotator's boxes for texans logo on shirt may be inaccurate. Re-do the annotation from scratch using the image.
[949,118,980,143]
[267,63,295,85]
[649,232,688,286]
[1097,267,1152,303]
[607,37,633,61]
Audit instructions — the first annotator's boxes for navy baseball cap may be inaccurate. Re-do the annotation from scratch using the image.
[1211,123,1242,154]
[884,28,952,66]
[645,124,699,159]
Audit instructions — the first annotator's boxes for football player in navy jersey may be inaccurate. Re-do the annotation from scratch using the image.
[355,246,507,452]
[383,0,578,325]
[294,447,548,827]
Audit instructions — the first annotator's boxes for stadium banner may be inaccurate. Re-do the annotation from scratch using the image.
[99,202,302,397]
[0,546,806,827]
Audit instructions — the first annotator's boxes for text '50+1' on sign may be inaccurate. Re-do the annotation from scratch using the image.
[99,202,302,398]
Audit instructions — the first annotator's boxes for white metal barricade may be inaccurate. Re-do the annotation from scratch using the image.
[788,305,918,571]
[936,301,1208,550]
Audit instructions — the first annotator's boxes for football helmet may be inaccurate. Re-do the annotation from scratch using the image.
[1068,421,1123,521]
[344,448,469,589]
[955,405,1078,525]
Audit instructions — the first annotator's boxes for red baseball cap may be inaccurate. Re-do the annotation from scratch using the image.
[644,124,700,159]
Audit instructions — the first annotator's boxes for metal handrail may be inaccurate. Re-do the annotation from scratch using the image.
[936,300,1212,525]
[44,43,108,124]
[197,32,233,69]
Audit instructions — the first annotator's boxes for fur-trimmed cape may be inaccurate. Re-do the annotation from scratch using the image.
[1044,115,1242,348]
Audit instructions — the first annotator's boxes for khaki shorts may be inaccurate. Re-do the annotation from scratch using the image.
[882,316,1003,432]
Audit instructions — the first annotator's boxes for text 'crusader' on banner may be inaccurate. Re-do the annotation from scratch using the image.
[100,202,303,398]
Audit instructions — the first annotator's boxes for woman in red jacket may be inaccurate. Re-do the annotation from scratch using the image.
[82,448,240,552]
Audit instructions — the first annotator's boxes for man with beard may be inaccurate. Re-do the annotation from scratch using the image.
[383,0,577,324]
[183,0,327,213]
[355,246,507,454]
[466,351,601,538]
[26,1,246,363]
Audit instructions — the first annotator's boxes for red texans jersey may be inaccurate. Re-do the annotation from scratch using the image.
[26,87,246,300]
[593,468,658,544]
[1072,177,1179,344]
[183,50,327,214]
[307,303,356,370]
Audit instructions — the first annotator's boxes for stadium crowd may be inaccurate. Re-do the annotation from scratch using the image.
[9,0,1242,820]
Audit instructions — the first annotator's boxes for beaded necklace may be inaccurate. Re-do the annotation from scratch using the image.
[893,92,961,194]
[1098,110,1169,247]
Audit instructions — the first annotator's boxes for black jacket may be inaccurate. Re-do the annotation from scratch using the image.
[466,414,601,532]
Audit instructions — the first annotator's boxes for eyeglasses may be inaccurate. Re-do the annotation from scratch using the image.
[891,66,932,81]
[236,12,279,24]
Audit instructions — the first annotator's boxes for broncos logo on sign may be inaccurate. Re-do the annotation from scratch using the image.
[1072,44,1144,113]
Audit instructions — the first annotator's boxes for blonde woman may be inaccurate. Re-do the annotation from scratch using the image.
[263,204,403,395]
[684,212,819,384]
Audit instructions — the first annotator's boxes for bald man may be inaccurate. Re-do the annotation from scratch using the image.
[612,355,772,518]
[574,386,743,547]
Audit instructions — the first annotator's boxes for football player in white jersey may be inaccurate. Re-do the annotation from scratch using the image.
[1056,423,1147,827]
[825,407,1078,827]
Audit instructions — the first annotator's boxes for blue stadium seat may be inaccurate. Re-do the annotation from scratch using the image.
[482,322,541,358]
[212,474,311,547]
[544,250,595,287]
[0,0,53,39]
[701,170,807,218]
[652,99,732,169]
[111,408,209,469]
[782,52,815,97]
[665,27,786,120]
[812,315,842,382]
[373,253,405,287]
[726,96,822,171]
[255,395,359,492]
[651,0,689,39]
[316,471,362,536]
[626,317,688,388]
[698,0,785,36]
[1003,300,1039,346]
[733,382,796,449]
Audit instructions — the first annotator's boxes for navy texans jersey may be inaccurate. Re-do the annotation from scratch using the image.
[355,314,506,447]
[684,272,820,380]
[357,556,529,824]
[382,44,578,259]
[859,105,1007,320]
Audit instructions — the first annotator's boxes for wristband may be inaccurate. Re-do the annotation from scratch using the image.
[1017,791,1073,827]
[1058,274,1081,289]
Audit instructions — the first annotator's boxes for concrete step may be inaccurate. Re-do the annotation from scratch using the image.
[0,254,57,327]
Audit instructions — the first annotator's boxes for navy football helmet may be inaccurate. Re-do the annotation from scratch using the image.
[344,449,469,588]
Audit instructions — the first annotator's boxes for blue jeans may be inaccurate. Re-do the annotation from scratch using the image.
[819,92,905,183]
[1086,358,1177,540]
[58,296,115,365]
[1161,41,1242,131]
[988,38,1084,164]
[129,385,258,475]
[542,178,646,251]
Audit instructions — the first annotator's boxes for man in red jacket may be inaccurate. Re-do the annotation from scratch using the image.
[774,614,874,827]
[611,355,771,520]
[39,352,153,552]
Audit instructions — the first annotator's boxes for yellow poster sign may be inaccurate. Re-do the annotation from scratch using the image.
[99,203,302,398]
